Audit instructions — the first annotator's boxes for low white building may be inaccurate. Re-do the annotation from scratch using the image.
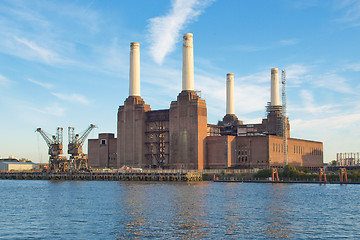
[0,161,39,171]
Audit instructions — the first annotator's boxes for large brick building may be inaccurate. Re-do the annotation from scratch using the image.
[88,33,323,171]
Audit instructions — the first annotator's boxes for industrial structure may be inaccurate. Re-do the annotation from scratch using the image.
[88,33,323,171]
[37,125,95,171]
[336,153,360,166]
[68,124,96,170]
[36,127,69,171]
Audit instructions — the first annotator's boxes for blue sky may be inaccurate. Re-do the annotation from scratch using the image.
[0,0,359,163]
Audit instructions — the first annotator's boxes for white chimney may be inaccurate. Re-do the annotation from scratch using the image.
[226,73,235,115]
[271,68,280,106]
[129,42,140,96]
[182,33,194,91]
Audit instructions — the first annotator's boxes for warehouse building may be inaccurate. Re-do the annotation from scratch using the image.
[0,158,39,171]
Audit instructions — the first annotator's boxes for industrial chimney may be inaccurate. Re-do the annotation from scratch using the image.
[271,68,280,106]
[226,73,235,115]
[129,42,140,96]
[182,33,194,91]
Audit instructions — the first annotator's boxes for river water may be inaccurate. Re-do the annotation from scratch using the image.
[0,180,359,239]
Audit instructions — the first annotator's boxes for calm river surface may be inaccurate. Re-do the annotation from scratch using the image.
[0,180,359,239]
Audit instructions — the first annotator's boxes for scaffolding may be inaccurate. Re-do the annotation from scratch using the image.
[145,121,169,168]
[282,70,288,167]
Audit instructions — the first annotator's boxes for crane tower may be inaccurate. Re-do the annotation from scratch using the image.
[68,124,96,170]
[281,70,288,167]
[36,127,70,171]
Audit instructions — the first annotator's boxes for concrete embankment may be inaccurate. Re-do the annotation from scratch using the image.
[0,171,202,182]
[212,175,360,184]
[2,170,357,184]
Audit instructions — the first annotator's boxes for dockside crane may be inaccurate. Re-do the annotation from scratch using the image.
[68,124,96,170]
[36,127,70,171]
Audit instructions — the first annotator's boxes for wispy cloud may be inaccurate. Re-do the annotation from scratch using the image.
[334,0,360,27]
[292,113,360,133]
[232,45,267,52]
[0,74,11,86]
[28,102,66,117]
[346,62,360,71]
[313,72,354,94]
[284,64,310,86]
[27,78,54,89]
[13,36,64,64]
[147,0,214,65]
[233,39,300,52]
[298,89,336,114]
[237,71,269,83]
[195,71,269,122]
[51,92,90,105]
[279,38,300,46]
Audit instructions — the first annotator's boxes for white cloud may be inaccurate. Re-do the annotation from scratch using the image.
[347,62,360,71]
[51,92,90,105]
[237,71,269,83]
[195,70,269,122]
[232,39,300,52]
[280,38,300,46]
[334,0,360,27]
[292,113,360,137]
[13,36,63,64]
[27,78,54,89]
[291,112,360,162]
[28,102,66,117]
[298,89,336,114]
[147,0,214,65]
[232,44,267,52]
[313,73,354,94]
[0,74,11,86]
[285,64,309,80]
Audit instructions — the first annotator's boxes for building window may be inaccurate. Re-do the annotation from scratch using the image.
[101,139,107,145]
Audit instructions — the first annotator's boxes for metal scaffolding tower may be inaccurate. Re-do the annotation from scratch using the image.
[282,70,288,167]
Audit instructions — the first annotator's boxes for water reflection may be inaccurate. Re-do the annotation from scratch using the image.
[170,182,209,238]
[115,182,211,239]
[1,180,360,239]
[262,184,292,239]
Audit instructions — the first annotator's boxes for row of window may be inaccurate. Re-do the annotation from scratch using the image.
[310,148,322,156]
[273,143,283,153]
[294,145,304,154]
[273,143,304,154]
[238,145,248,157]
[272,143,321,156]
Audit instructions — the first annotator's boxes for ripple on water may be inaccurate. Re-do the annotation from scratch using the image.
[0,180,359,239]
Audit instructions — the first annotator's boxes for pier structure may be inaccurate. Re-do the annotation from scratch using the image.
[0,171,202,182]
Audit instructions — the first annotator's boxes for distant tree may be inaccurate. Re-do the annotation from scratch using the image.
[254,168,272,178]
[330,160,337,166]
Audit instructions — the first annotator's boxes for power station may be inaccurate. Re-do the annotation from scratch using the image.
[88,33,323,171]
